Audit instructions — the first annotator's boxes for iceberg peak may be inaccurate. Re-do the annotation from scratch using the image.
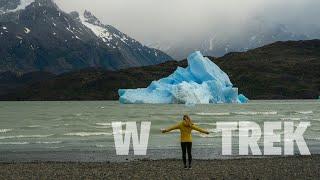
[118,51,248,104]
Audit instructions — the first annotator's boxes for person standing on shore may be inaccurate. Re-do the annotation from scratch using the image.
[162,115,209,169]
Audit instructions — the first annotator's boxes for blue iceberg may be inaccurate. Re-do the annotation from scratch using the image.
[118,51,248,104]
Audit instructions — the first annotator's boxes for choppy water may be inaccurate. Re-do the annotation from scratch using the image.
[0,100,319,161]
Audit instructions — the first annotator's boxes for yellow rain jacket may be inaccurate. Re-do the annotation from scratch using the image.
[164,121,209,142]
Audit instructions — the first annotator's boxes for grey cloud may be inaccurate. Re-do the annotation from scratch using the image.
[54,0,320,53]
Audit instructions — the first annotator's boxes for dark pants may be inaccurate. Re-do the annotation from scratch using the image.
[181,142,192,167]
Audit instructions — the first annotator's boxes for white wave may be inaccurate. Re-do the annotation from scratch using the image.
[0,134,54,140]
[295,111,313,114]
[280,117,301,121]
[196,111,278,116]
[95,122,111,126]
[27,125,40,128]
[306,137,320,141]
[233,111,277,115]
[0,129,12,133]
[64,132,112,137]
[35,141,62,144]
[95,122,112,129]
[0,142,29,145]
[312,119,320,122]
[52,124,71,127]
[196,112,230,116]
[46,146,64,149]
[196,133,216,138]
[94,126,111,129]
[197,143,215,146]
[0,141,61,145]
[195,122,216,126]
[208,128,222,133]
[96,144,108,148]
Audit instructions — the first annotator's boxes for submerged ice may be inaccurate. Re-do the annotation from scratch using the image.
[119,51,248,104]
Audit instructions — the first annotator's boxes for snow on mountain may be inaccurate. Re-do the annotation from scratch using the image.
[24,27,30,33]
[79,13,112,43]
[8,0,35,12]
[78,10,169,59]
[0,0,172,74]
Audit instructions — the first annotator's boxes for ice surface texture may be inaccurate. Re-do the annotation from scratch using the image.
[119,51,248,104]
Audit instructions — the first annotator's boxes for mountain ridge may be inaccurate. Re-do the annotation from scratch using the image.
[0,0,172,74]
[1,39,319,100]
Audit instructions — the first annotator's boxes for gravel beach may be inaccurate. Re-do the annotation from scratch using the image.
[0,155,319,179]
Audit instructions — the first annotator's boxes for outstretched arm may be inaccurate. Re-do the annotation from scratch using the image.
[191,124,209,134]
[162,124,180,133]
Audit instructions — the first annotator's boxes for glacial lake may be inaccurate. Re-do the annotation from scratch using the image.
[0,100,319,162]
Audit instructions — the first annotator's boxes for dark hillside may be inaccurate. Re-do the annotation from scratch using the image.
[1,40,319,100]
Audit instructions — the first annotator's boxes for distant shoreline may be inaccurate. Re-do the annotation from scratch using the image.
[0,155,319,179]
[1,149,319,163]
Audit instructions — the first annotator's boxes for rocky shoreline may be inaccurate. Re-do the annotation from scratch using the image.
[0,155,319,179]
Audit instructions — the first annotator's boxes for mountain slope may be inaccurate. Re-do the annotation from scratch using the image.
[1,40,319,100]
[0,0,172,74]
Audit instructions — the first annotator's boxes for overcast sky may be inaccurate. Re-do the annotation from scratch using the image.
[54,0,320,45]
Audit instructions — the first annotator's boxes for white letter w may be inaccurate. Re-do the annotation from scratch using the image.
[112,122,151,155]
